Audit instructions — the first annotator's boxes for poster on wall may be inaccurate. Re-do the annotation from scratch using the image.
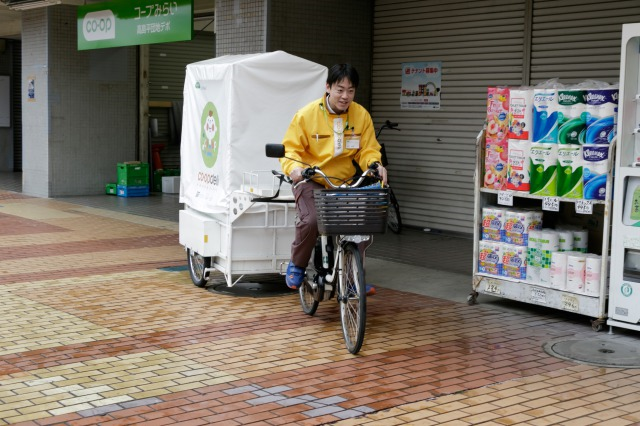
[400,61,441,110]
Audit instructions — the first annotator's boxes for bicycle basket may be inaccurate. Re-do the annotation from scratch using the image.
[314,188,389,235]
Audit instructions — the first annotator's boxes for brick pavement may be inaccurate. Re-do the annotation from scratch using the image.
[1,190,640,425]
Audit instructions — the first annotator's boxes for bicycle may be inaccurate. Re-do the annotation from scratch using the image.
[265,143,389,354]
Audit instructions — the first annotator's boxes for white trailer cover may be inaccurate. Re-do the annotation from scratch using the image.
[180,51,327,213]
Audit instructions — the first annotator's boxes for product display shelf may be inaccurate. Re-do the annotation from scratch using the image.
[470,131,612,331]
[607,23,640,332]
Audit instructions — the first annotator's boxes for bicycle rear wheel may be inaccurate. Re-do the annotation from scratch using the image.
[299,280,319,315]
[387,189,402,234]
[339,242,366,354]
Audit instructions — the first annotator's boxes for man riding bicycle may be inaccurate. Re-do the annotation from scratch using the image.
[280,63,388,294]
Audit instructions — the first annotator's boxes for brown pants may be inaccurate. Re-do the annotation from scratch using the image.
[290,181,371,269]
[290,181,323,268]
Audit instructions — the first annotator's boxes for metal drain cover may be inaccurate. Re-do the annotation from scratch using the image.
[544,339,640,368]
[207,274,293,298]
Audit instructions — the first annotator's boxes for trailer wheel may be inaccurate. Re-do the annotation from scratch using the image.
[187,249,211,288]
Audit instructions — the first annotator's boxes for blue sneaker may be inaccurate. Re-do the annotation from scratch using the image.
[347,284,376,296]
[366,284,376,296]
[286,262,305,290]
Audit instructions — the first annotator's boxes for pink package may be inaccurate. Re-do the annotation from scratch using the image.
[486,87,510,144]
[484,141,508,190]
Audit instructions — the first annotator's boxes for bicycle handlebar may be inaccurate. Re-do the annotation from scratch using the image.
[376,120,400,139]
[270,164,381,190]
[298,165,380,189]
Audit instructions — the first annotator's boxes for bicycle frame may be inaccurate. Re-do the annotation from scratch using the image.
[312,233,371,300]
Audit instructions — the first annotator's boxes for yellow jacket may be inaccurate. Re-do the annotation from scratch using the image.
[280,96,382,187]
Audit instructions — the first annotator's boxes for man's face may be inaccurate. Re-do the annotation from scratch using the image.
[326,78,356,114]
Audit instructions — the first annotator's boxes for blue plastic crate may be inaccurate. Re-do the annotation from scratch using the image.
[117,185,149,197]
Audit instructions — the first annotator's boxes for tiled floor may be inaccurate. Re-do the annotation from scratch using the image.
[2,183,640,425]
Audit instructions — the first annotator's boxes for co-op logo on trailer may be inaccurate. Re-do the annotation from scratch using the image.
[200,102,220,169]
[82,10,116,41]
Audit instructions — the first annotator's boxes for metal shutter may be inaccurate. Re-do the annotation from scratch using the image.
[149,32,215,169]
[373,0,527,234]
[530,0,640,84]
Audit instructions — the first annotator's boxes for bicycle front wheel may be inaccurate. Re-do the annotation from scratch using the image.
[339,243,366,354]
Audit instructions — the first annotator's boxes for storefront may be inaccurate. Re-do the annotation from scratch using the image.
[371,0,640,234]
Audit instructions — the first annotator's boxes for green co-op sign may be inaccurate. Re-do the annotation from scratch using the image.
[77,0,193,50]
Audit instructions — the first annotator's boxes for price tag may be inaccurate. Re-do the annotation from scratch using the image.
[575,199,593,215]
[484,282,502,295]
[542,197,560,212]
[497,191,513,206]
[561,294,579,312]
[530,286,547,304]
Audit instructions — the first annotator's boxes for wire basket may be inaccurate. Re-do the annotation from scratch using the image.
[314,188,389,235]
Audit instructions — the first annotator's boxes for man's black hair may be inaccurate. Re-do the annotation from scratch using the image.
[327,64,359,89]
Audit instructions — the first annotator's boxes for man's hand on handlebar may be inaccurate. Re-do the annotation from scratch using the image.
[289,167,313,185]
[371,163,388,186]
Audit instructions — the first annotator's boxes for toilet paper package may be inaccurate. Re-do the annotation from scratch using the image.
[484,141,508,190]
[486,87,510,144]
[584,254,602,297]
[532,89,559,143]
[557,230,574,252]
[506,140,530,191]
[481,207,506,242]
[502,243,527,280]
[478,240,503,276]
[550,251,568,290]
[584,88,618,144]
[557,144,583,199]
[526,230,543,284]
[582,144,610,200]
[508,88,533,140]
[557,89,587,145]
[527,229,560,285]
[529,143,558,196]
[573,229,589,253]
[566,252,587,293]
[504,209,538,246]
